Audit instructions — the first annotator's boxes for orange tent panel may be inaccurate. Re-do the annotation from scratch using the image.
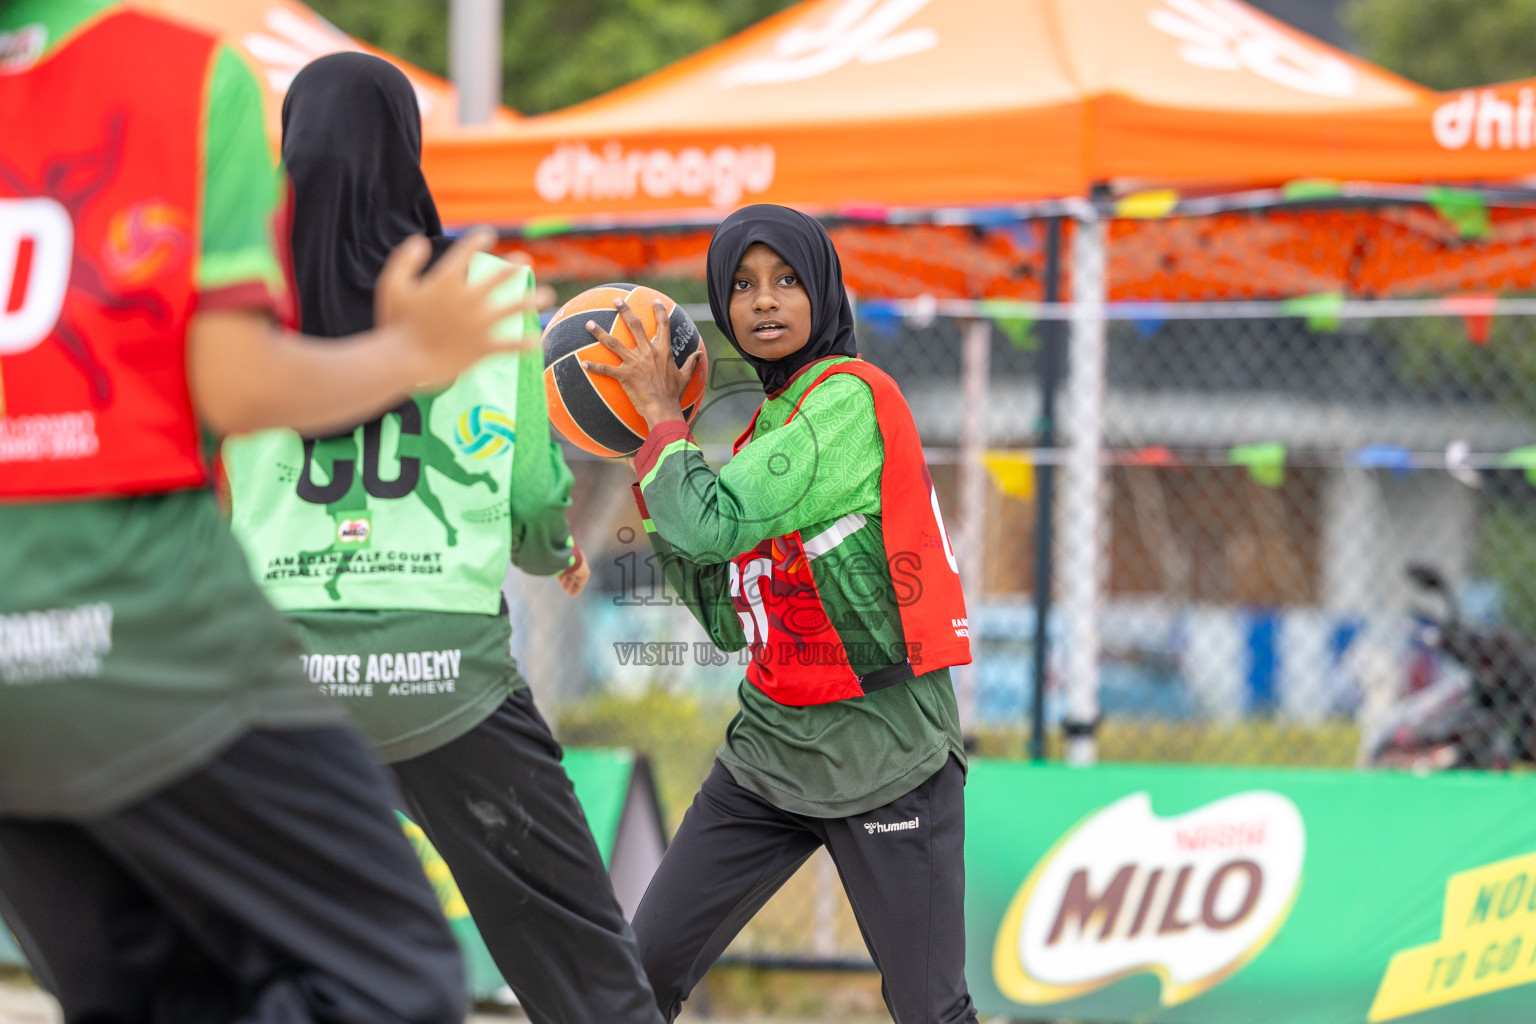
[424,0,1536,228]
[128,0,516,137]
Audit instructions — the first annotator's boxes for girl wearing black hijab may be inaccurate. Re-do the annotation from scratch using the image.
[587,204,979,1024]
[223,53,665,1024]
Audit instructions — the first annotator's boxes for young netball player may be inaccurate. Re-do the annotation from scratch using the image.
[223,53,665,1024]
[585,204,979,1024]
[0,3,531,1020]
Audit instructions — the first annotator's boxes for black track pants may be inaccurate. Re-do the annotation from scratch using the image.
[0,727,465,1024]
[390,688,663,1024]
[631,755,978,1024]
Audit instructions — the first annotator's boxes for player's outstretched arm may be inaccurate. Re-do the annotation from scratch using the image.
[189,231,533,438]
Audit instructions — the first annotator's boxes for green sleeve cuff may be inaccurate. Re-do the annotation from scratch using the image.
[634,420,694,482]
[639,436,702,493]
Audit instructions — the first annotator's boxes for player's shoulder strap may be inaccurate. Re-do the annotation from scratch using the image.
[731,356,877,455]
[783,356,890,424]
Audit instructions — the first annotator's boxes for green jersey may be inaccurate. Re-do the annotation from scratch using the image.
[638,357,965,818]
[224,258,542,615]
[224,257,578,760]
[0,1,338,818]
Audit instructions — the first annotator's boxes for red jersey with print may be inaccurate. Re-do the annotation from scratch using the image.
[729,359,972,706]
[0,10,216,499]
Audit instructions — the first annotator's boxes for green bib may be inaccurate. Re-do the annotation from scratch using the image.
[224,255,545,614]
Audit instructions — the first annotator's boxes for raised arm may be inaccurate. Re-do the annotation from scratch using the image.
[632,375,881,562]
[189,235,533,438]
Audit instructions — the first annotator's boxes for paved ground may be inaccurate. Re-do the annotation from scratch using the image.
[0,978,905,1024]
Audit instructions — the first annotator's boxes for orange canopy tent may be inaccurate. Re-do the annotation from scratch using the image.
[127,0,517,136]
[419,0,1536,229]
[122,0,1536,304]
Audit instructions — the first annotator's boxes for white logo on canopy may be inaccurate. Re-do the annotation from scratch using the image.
[719,0,937,87]
[1150,0,1358,98]
[241,7,434,115]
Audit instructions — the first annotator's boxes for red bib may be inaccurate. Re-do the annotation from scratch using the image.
[0,11,215,500]
[730,359,972,706]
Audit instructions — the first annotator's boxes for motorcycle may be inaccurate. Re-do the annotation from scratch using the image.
[1360,564,1536,770]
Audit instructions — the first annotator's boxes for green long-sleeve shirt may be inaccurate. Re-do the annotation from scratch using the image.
[636,356,964,818]
[223,247,574,762]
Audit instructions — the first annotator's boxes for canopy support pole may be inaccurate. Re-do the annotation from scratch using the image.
[450,0,502,126]
[957,318,991,736]
[1030,217,1064,761]
[1062,210,1107,765]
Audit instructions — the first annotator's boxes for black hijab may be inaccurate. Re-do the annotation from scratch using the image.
[282,52,452,338]
[706,204,858,395]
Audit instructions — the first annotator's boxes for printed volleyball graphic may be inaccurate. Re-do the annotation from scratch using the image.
[103,201,188,285]
[455,405,516,459]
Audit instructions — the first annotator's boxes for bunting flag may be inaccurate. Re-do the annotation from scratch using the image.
[1281,179,1345,202]
[1281,291,1345,332]
[839,203,891,221]
[983,451,1036,501]
[903,293,938,329]
[856,300,903,340]
[965,206,1031,228]
[1425,186,1492,240]
[1124,445,1181,467]
[1463,312,1493,346]
[977,299,1037,349]
[1229,442,1287,488]
[1444,293,1497,345]
[1114,189,1180,220]
[1354,444,1414,476]
[1445,441,1481,489]
[996,222,1040,254]
[1498,446,1536,486]
[521,217,574,239]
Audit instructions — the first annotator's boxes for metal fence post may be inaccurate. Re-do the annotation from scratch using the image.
[449,0,502,125]
[1062,211,1108,765]
[957,318,992,734]
[1031,217,1064,761]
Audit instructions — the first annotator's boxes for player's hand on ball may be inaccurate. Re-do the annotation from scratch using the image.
[583,298,704,429]
[377,228,538,389]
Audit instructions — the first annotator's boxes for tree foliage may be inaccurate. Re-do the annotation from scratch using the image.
[1345,0,1536,90]
[307,0,796,115]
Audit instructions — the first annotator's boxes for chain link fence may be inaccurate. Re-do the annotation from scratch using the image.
[508,198,1536,964]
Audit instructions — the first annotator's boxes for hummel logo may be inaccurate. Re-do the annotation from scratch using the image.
[864,817,920,835]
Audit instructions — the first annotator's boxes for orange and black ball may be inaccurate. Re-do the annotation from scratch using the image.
[542,284,706,457]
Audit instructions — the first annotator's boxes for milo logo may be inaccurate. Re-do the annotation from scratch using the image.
[337,516,370,544]
[993,791,1306,1007]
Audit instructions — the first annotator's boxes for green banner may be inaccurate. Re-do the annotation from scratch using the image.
[968,761,1536,1023]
